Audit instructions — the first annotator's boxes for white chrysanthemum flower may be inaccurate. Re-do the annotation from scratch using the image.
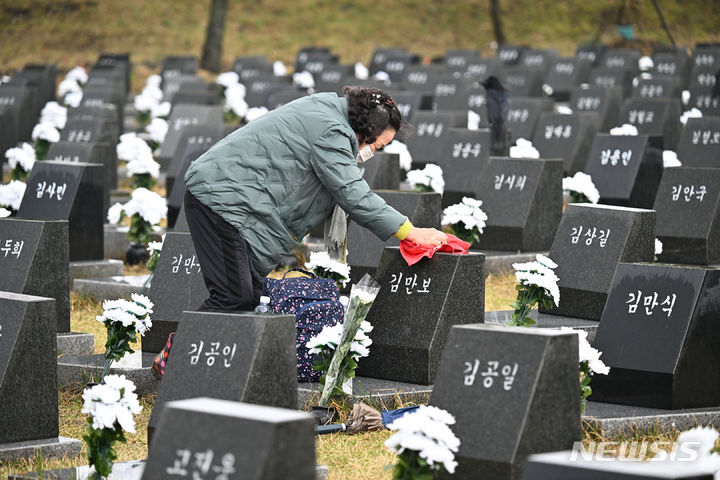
[126,147,160,178]
[5,143,36,172]
[442,197,488,232]
[682,90,691,106]
[562,171,600,203]
[680,108,703,126]
[40,101,68,130]
[151,101,171,119]
[306,319,373,361]
[116,133,154,162]
[638,56,654,71]
[147,235,164,255]
[509,138,540,159]
[58,78,82,97]
[467,110,481,131]
[0,207,10,218]
[122,187,167,225]
[354,62,369,80]
[556,105,573,115]
[383,140,413,171]
[245,106,269,122]
[305,251,351,287]
[226,82,247,101]
[131,293,154,312]
[536,254,558,269]
[610,124,639,136]
[82,375,142,434]
[663,150,682,168]
[386,405,460,474]
[513,256,561,307]
[141,83,163,104]
[145,118,168,145]
[373,71,390,82]
[406,163,445,194]
[273,61,287,77]
[145,74,162,89]
[0,180,27,211]
[560,326,610,375]
[655,238,663,256]
[107,202,124,224]
[63,91,83,108]
[65,66,88,84]
[133,93,157,113]
[216,71,239,88]
[293,71,315,89]
[31,122,60,143]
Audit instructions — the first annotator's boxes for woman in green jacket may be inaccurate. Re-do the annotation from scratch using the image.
[184,86,447,311]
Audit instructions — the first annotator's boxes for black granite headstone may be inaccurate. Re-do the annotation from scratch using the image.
[689,65,718,89]
[401,65,446,92]
[497,45,530,65]
[384,90,433,127]
[619,98,682,149]
[2,80,41,134]
[312,64,354,92]
[80,86,124,132]
[346,191,441,284]
[379,52,421,82]
[0,219,69,333]
[520,49,558,75]
[543,58,592,101]
[502,66,545,97]
[46,141,115,213]
[66,104,120,141]
[20,64,57,105]
[361,151,400,190]
[0,85,34,141]
[431,325,580,480]
[0,292,58,444]
[357,248,485,385]
[157,104,224,169]
[437,128,491,207]
[144,398,315,480]
[172,82,222,106]
[583,134,664,209]
[652,51,691,86]
[369,47,409,75]
[294,48,339,74]
[602,49,641,74]
[631,76,682,100]
[569,85,623,131]
[244,75,291,107]
[505,97,554,143]
[406,111,468,167]
[676,117,720,168]
[465,58,504,79]
[433,77,477,111]
[576,44,607,67]
[592,263,720,409]
[687,86,720,116]
[444,49,482,73]
[143,232,210,353]
[60,118,115,145]
[654,167,720,264]
[474,157,563,251]
[532,112,600,174]
[162,74,201,103]
[460,85,490,127]
[232,55,272,78]
[17,161,103,262]
[147,311,297,437]
[161,55,198,81]
[265,88,307,110]
[165,124,225,196]
[540,204,655,320]
[523,450,716,479]
[588,68,634,98]
[167,147,209,228]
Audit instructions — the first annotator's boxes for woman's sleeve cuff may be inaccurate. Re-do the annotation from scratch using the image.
[393,219,413,240]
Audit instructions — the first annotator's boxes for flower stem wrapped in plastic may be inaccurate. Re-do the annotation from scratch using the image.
[96,294,153,380]
[318,274,380,406]
[82,375,142,478]
[510,254,560,327]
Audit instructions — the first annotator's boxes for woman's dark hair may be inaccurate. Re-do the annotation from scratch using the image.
[343,86,403,145]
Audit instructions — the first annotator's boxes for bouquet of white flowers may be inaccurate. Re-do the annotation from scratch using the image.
[82,375,143,478]
[383,140,413,171]
[0,180,27,215]
[116,133,154,163]
[385,405,460,479]
[31,121,61,160]
[133,75,164,126]
[40,101,68,130]
[304,251,351,288]
[559,327,609,413]
[107,188,167,244]
[406,163,445,194]
[562,171,600,204]
[223,82,248,124]
[441,197,487,245]
[145,117,168,151]
[609,124,639,136]
[509,138,540,159]
[5,143,35,181]
[126,149,160,189]
[680,108,703,126]
[510,254,560,327]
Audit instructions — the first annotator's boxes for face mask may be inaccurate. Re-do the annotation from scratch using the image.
[356,145,374,163]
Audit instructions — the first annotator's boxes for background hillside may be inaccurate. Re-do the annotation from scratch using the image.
[1,0,720,91]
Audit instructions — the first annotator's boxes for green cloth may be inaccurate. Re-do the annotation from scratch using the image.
[185,92,406,280]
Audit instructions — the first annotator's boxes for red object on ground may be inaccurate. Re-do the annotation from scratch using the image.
[399,234,470,266]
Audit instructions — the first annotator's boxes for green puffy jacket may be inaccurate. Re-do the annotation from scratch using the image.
[184,92,406,280]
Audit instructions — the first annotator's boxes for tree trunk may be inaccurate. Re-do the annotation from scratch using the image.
[201,0,229,73]
[490,0,506,45]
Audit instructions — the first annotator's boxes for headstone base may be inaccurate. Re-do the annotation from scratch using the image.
[57,332,94,357]
[484,310,599,344]
[72,275,150,300]
[584,400,720,439]
[104,224,165,260]
[0,436,82,463]
[297,376,433,410]
[70,259,124,283]
[479,250,550,275]
[57,353,158,395]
